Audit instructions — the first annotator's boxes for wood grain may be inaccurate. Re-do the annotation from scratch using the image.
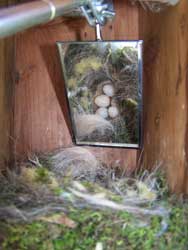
[13,0,138,169]
[0,0,15,169]
[139,0,188,193]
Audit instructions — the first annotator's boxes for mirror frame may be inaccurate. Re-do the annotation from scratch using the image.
[57,40,143,149]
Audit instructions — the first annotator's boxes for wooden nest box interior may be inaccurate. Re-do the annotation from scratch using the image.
[0,0,188,194]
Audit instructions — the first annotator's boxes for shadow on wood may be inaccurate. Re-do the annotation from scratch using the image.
[40,43,73,137]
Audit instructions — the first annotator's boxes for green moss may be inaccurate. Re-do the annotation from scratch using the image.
[1,201,188,250]
[35,167,50,183]
[74,56,102,76]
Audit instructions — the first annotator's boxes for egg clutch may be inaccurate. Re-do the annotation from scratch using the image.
[57,41,143,148]
[94,83,119,119]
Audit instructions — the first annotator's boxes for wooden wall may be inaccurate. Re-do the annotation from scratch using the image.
[140,0,188,193]
[13,0,138,170]
[0,0,15,169]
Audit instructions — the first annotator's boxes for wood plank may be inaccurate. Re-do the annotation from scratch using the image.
[139,0,188,193]
[14,0,139,169]
[0,1,15,169]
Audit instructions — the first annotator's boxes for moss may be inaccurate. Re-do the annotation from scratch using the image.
[21,167,59,191]
[35,167,50,183]
[67,77,77,90]
[74,56,102,76]
[1,200,188,250]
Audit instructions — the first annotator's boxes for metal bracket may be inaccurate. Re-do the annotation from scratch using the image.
[81,0,115,26]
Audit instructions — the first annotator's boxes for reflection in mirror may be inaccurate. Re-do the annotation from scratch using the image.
[57,41,143,148]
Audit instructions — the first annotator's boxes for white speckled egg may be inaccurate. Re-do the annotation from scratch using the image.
[94,95,110,108]
[108,106,119,118]
[96,107,108,119]
[103,84,115,97]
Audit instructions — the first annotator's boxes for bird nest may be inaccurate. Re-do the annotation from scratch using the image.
[0,147,169,238]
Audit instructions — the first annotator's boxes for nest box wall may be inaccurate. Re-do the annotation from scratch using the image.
[13,0,139,170]
[140,0,188,193]
[0,0,15,169]
[0,0,188,193]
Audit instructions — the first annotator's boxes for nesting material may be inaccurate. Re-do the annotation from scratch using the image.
[48,147,101,180]
[95,242,103,250]
[0,156,170,237]
[129,0,180,12]
[74,114,114,140]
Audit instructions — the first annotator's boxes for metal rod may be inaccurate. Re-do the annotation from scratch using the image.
[0,0,115,39]
[0,0,90,38]
[95,21,102,41]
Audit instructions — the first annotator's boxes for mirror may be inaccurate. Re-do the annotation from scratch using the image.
[57,41,143,148]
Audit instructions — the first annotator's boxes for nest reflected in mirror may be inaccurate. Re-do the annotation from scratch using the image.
[57,41,143,148]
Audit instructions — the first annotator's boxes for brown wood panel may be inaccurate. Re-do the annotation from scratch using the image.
[139,0,188,193]
[14,0,138,169]
[0,0,15,169]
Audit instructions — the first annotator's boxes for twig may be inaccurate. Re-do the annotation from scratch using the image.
[28,155,42,167]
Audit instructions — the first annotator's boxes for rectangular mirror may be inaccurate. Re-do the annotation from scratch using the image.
[57,41,143,148]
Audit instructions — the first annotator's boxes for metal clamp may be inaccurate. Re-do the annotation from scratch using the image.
[81,0,115,26]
